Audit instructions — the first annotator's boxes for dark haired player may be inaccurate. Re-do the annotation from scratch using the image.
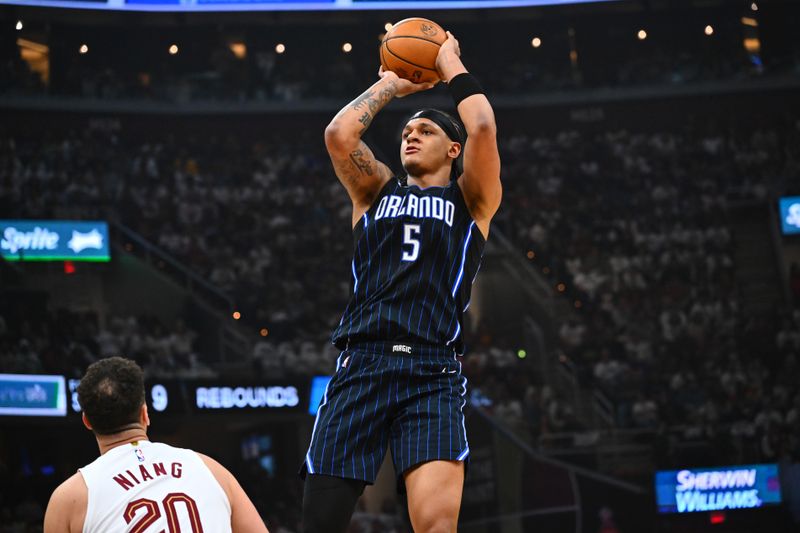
[301,32,501,533]
[44,356,269,533]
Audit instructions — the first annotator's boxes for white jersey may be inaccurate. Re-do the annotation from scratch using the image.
[79,440,232,533]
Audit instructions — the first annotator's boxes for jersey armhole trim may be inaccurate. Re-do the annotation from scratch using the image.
[454,180,487,246]
[353,177,399,241]
[78,470,92,533]
[192,451,233,518]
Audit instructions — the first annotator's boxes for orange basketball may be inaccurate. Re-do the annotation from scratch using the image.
[380,18,446,84]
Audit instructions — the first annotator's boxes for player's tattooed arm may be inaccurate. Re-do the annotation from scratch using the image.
[326,68,435,158]
[326,72,433,220]
[330,141,392,188]
[350,88,375,111]
[350,86,397,135]
[325,79,397,211]
[348,148,374,176]
[332,82,397,137]
[328,69,436,151]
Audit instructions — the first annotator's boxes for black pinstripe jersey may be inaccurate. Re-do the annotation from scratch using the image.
[331,178,485,354]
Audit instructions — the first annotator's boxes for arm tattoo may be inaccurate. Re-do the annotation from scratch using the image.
[349,149,374,176]
[379,87,394,106]
[358,112,372,133]
[328,82,397,188]
[349,82,397,133]
[367,98,379,115]
[351,89,375,111]
[332,157,357,187]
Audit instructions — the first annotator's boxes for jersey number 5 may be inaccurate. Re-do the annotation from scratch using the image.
[402,224,421,262]
[124,492,204,533]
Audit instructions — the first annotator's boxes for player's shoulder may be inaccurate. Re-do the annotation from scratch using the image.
[195,452,236,500]
[196,453,233,484]
[53,471,88,499]
[195,451,221,469]
[45,472,88,532]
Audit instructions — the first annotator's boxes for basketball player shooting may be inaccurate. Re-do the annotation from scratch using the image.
[301,24,501,533]
[43,357,269,533]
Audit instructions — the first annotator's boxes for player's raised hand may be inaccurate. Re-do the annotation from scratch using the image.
[378,66,438,98]
[438,31,461,59]
[435,31,466,83]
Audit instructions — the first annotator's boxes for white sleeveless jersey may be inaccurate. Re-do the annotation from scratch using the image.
[79,440,232,533]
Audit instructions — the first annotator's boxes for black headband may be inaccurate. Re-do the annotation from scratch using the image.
[405,109,466,179]
[407,109,466,145]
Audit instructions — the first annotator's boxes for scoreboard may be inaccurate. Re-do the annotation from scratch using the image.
[0,373,320,418]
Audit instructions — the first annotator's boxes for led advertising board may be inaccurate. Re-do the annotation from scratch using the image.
[655,464,782,514]
[68,379,185,415]
[194,384,301,411]
[67,379,306,414]
[0,374,67,417]
[308,375,332,415]
[779,196,800,235]
[0,220,110,262]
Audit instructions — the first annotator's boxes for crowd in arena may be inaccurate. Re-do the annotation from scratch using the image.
[5,109,800,469]
[0,307,215,379]
[500,118,800,466]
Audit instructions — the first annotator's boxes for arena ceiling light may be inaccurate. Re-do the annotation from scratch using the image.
[229,42,246,59]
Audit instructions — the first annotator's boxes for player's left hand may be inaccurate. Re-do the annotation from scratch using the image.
[435,32,464,82]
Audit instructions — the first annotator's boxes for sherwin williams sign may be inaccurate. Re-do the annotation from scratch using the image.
[655,464,782,513]
[0,374,67,416]
[0,220,110,261]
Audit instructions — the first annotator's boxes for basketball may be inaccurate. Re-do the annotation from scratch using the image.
[380,18,447,84]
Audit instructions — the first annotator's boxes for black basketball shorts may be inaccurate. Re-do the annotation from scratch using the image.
[300,341,470,490]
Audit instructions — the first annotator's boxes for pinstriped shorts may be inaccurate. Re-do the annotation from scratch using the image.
[300,341,470,490]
